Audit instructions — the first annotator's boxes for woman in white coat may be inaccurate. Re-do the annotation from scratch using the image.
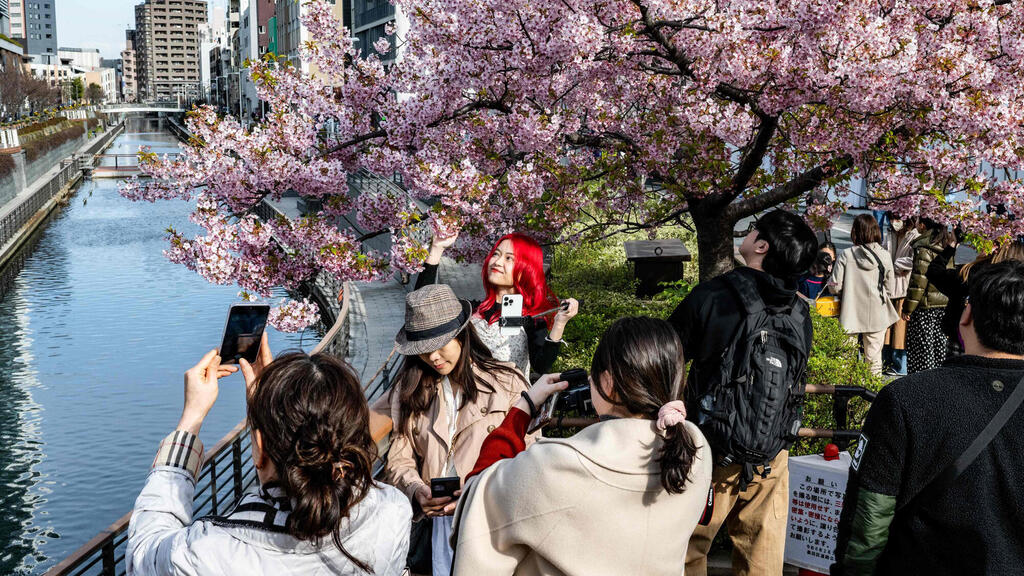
[830,214,899,375]
[127,343,411,575]
[449,317,713,576]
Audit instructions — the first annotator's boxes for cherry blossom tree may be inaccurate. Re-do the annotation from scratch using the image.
[124,0,1024,330]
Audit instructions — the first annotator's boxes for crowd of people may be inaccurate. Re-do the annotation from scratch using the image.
[123,210,1024,576]
[801,212,1024,379]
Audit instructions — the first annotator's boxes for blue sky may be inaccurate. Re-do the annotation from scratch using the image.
[56,0,226,59]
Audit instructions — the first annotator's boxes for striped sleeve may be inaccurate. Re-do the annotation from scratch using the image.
[152,430,205,481]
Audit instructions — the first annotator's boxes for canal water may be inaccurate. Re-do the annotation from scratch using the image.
[0,118,318,575]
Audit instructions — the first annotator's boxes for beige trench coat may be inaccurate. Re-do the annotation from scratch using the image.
[450,418,713,576]
[381,362,535,505]
[830,243,899,334]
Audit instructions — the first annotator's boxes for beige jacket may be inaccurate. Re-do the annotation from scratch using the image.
[450,418,713,576]
[382,362,535,505]
[830,243,899,334]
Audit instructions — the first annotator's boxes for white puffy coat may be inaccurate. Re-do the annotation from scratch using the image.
[127,467,411,576]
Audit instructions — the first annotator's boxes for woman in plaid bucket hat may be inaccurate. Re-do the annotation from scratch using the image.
[382,284,537,576]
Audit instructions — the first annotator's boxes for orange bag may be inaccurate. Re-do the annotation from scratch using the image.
[815,295,840,318]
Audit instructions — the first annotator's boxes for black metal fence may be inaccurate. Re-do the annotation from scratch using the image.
[0,159,78,252]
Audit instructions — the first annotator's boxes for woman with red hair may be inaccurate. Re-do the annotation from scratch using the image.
[415,231,578,380]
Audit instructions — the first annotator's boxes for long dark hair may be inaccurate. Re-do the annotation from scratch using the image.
[247,353,376,572]
[590,317,698,494]
[391,323,520,433]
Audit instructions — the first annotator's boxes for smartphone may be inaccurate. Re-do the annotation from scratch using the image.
[527,394,559,434]
[430,476,460,499]
[219,303,270,365]
[500,294,524,336]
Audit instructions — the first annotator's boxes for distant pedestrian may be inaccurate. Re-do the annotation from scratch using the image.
[799,241,836,300]
[670,210,818,576]
[882,216,919,376]
[835,260,1024,575]
[830,215,898,375]
[902,219,954,373]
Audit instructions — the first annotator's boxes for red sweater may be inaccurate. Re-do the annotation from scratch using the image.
[468,407,531,480]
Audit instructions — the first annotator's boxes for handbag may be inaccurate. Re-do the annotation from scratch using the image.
[406,517,432,574]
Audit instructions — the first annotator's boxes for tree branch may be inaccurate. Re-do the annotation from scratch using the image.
[729,155,854,220]
[728,115,778,201]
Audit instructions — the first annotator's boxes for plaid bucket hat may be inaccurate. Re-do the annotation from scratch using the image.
[395,284,473,356]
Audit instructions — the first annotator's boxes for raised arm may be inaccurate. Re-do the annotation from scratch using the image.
[128,351,237,576]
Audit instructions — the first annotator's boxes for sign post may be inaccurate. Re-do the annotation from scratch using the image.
[785,452,852,573]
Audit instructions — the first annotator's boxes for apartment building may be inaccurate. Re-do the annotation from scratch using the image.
[134,0,208,102]
[58,47,102,70]
[0,0,11,37]
[10,0,57,56]
[122,30,138,102]
[273,0,350,73]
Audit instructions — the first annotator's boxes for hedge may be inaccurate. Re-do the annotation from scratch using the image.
[23,122,86,163]
[547,228,884,457]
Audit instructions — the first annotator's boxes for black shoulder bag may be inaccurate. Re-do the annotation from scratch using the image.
[900,374,1024,515]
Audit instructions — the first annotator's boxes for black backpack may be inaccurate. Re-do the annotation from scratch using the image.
[694,272,810,487]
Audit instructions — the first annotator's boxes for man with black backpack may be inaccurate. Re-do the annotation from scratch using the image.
[671,210,818,576]
[834,260,1024,575]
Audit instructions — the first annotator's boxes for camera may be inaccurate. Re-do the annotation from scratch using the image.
[527,368,595,433]
[553,368,593,414]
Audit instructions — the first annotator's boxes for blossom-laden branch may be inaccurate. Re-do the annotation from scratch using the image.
[125,0,1024,329]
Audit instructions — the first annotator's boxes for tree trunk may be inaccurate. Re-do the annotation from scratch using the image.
[691,202,740,282]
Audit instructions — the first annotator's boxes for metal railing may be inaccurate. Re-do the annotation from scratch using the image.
[0,159,79,252]
[44,423,256,576]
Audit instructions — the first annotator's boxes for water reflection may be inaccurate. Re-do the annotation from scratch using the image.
[0,119,319,574]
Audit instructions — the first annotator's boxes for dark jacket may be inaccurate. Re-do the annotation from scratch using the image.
[415,263,561,378]
[902,232,951,315]
[834,355,1024,576]
[667,267,813,414]
[926,246,967,340]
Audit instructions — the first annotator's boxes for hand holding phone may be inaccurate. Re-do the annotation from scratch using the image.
[500,294,525,336]
[430,476,461,499]
[219,303,270,365]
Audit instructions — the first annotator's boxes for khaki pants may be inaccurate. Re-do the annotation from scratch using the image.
[859,329,887,376]
[685,451,789,576]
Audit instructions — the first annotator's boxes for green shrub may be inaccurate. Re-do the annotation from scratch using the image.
[23,122,86,163]
[548,230,884,456]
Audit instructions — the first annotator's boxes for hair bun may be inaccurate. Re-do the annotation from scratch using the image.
[294,423,337,470]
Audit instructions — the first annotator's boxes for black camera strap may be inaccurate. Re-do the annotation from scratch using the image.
[900,374,1024,516]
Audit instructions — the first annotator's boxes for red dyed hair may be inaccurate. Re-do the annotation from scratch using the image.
[478,233,560,327]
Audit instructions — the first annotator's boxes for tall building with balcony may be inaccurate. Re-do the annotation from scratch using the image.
[122,30,138,102]
[10,0,57,56]
[0,0,11,37]
[134,0,208,102]
[274,0,350,73]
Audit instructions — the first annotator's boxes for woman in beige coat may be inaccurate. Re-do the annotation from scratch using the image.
[830,214,898,374]
[450,317,713,576]
[383,284,533,576]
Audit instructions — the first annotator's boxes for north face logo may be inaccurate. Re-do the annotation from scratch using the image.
[766,356,783,368]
